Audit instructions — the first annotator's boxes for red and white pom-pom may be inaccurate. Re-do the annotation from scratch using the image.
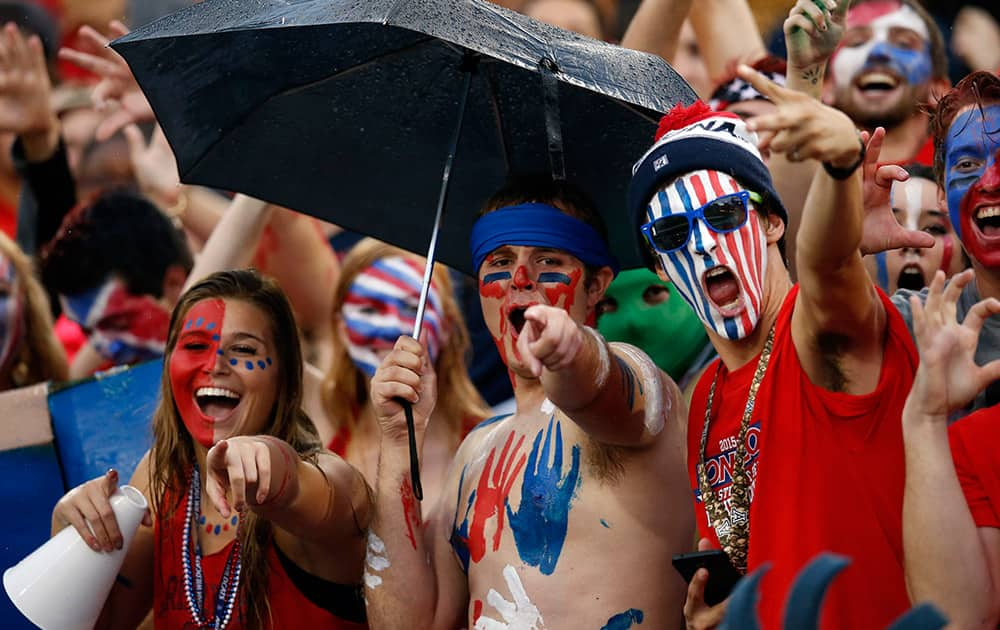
[654,101,740,141]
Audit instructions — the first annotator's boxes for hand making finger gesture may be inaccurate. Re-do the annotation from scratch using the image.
[858,127,935,255]
[515,305,584,377]
[0,23,57,138]
[906,270,1000,420]
[785,0,850,75]
[205,436,300,517]
[739,63,860,168]
[58,21,154,141]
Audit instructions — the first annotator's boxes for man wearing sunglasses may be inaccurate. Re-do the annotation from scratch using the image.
[629,68,919,628]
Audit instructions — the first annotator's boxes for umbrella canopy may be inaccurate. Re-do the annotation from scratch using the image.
[113,0,696,274]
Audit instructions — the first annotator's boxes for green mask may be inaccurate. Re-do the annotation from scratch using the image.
[596,268,708,381]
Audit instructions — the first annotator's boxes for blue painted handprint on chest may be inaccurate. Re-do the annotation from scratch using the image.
[505,415,582,575]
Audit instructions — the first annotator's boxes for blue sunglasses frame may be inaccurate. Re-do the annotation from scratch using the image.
[641,191,763,254]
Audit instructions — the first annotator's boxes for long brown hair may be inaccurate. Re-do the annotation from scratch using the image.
[322,239,488,441]
[148,269,321,629]
[0,233,67,387]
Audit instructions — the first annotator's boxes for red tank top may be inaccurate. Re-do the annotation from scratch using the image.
[153,488,367,629]
[688,285,916,628]
[950,405,1000,528]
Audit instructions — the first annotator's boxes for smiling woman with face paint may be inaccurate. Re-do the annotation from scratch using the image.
[51,270,372,629]
[320,238,488,510]
[0,232,66,390]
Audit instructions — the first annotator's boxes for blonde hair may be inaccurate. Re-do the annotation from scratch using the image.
[148,270,322,629]
[322,238,488,439]
[0,233,67,386]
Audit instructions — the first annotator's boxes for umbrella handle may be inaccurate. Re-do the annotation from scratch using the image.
[403,403,423,500]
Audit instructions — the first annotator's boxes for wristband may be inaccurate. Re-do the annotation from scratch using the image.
[822,133,866,180]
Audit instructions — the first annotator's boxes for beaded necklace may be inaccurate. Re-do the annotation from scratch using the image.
[697,324,775,574]
[183,465,242,629]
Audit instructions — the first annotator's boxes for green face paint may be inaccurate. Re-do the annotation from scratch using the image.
[596,268,708,380]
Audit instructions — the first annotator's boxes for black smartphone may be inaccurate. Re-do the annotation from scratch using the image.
[671,549,743,606]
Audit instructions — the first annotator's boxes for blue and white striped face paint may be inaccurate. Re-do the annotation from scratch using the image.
[646,169,768,340]
[342,256,446,377]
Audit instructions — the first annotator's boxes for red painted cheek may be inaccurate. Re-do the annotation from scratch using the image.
[981,157,1000,190]
[940,235,954,274]
[542,268,583,312]
[480,279,505,299]
[169,299,226,447]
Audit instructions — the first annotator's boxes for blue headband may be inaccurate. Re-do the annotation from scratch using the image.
[470,203,620,275]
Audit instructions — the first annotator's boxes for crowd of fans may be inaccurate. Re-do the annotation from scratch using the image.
[1,0,1000,627]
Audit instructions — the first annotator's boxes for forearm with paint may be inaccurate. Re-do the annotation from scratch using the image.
[546,329,672,448]
[365,438,443,628]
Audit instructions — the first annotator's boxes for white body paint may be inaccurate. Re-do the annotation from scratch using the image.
[583,326,611,390]
[474,565,545,630]
[611,342,668,436]
[831,5,929,90]
[363,531,390,589]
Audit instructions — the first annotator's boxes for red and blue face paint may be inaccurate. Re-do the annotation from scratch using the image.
[0,254,24,375]
[342,256,445,376]
[945,104,1000,268]
[832,3,932,91]
[60,277,170,365]
[646,169,767,340]
[169,299,227,447]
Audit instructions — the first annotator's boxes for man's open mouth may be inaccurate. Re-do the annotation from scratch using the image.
[897,263,926,291]
[195,386,241,419]
[974,205,1000,237]
[703,265,744,315]
[853,67,904,97]
[507,306,529,336]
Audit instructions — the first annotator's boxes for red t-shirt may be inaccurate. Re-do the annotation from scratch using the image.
[153,489,367,629]
[950,406,1000,529]
[688,285,917,628]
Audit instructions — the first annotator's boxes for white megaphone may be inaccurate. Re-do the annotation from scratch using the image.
[3,485,148,630]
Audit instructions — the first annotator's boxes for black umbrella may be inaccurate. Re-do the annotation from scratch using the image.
[113,0,695,497]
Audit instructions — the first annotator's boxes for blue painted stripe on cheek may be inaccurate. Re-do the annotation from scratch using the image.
[537,272,571,285]
[723,315,739,339]
[482,272,511,285]
[673,249,713,323]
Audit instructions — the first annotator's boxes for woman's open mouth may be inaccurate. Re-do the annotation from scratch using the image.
[195,386,241,420]
[896,263,926,291]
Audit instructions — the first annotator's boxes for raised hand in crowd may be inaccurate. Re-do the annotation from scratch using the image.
[58,21,154,142]
[951,6,1000,74]
[739,64,858,166]
[857,126,935,256]
[903,269,1000,627]
[123,123,181,208]
[784,0,848,97]
[0,22,59,161]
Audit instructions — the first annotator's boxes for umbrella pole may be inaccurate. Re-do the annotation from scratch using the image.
[404,63,475,501]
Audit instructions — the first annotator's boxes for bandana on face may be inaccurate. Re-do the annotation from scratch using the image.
[342,257,446,377]
[596,268,708,380]
[60,277,170,365]
[645,169,768,340]
[832,3,931,91]
[168,299,276,447]
[0,254,24,375]
[945,104,1000,268]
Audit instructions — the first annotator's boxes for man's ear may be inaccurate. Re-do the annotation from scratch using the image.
[586,266,616,310]
[160,264,188,309]
[763,212,785,245]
